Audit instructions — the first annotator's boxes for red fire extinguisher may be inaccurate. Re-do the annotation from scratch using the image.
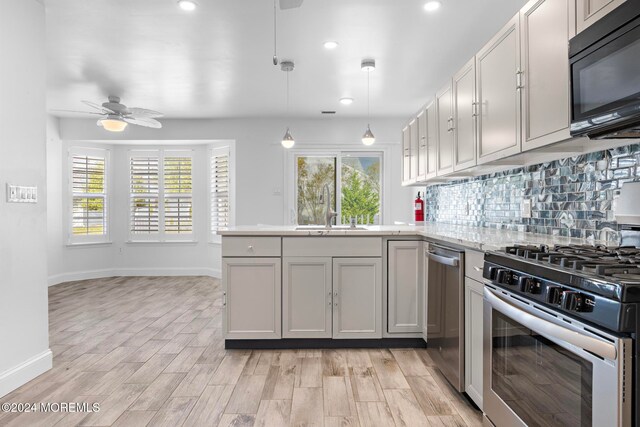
[414,192,425,223]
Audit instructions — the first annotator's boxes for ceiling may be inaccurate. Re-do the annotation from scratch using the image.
[46,0,527,119]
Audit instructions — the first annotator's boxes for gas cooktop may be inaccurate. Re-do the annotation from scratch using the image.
[483,243,640,333]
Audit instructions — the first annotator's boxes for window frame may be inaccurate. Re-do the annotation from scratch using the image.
[209,145,236,243]
[128,148,195,242]
[67,146,111,245]
[284,146,389,226]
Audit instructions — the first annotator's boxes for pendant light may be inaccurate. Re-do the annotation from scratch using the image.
[281,61,295,149]
[361,59,376,146]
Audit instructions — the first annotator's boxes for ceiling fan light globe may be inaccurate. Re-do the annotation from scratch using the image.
[100,117,128,132]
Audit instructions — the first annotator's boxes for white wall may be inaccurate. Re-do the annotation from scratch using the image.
[0,0,52,397]
[49,117,414,284]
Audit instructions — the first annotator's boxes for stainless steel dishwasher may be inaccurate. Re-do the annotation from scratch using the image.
[426,243,465,392]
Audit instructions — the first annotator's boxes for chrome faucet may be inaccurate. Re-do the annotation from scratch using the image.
[323,183,337,228]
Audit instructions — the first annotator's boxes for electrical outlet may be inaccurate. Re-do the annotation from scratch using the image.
[521,198,532,218]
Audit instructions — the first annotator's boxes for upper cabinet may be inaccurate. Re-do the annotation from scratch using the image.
[410,118,419,181]
[453,58,477,171]
[417,109,427,180]
[520,0,572,150]
[476,14,522,165]
[425,102,438,179]
[576,0,626,33]
[436,82,454,176]
[402,125,411,183]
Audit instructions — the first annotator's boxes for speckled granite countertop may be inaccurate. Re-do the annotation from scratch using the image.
[219,223,607,252]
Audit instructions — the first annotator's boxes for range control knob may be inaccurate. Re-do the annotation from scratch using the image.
[518,276,540,294]
[561,291,584,312]
[496,269,512,285]
[545,286,562,305]
[487,266,499,281]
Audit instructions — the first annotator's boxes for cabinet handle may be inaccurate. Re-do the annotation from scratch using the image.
[516,68,525,91]
[247,245,254,251]
[473,266,483,272]
[472,102,479,117]
[334,292,338,296]
[223,292,227,307]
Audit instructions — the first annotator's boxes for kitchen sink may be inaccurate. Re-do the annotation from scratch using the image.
[295,225,368,231]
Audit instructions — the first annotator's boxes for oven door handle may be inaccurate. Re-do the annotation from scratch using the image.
[484,288,617,361]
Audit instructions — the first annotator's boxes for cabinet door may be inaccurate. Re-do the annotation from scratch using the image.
[417,109,427,180]
[453,58,477,171]
[521,0,571,151]
[426,102,438,179]
[333,258,382,339]
[409,118,419,181]
[476,14,522,164]
[283,257,332,339]
[436,82,454,176]
[464,277,484,410]
[223,258,281,339]
[402,126,411,182]
[422,244,430,340]
[388,241,423,334]
[576,0,626,33]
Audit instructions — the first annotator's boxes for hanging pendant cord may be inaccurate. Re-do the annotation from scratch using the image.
[286,70,290,119]
[367,70,371,127]
[273,0,277,62]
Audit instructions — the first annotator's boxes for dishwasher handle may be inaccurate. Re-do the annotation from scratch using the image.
[428,252,459,267]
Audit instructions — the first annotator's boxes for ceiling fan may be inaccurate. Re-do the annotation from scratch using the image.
[272,0,304,65]
[57,96,163,132]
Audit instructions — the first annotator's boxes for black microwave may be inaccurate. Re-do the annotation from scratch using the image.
[570,1,640,139]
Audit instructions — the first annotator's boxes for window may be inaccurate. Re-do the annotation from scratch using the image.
[69,147,109,244]
[210,147,231,239]
[295,152,382,225]
[129,149,193,241]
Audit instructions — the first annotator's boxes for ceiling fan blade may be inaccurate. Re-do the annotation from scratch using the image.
[279,0,303,9]
[50,109,105,116]
[127,107,164,118]
[82,100,115,114]
[124,117,162,129]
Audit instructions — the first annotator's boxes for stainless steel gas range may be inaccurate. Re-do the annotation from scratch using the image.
[481,242,640,427]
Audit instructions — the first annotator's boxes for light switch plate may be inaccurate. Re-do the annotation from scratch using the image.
[521,198,532,218]
[6,184,38,204]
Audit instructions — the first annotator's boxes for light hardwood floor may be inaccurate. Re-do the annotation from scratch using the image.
[0,276,483,427]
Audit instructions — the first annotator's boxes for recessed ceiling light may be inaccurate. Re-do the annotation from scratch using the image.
[340,98,354,105]
[323,41,339,50]
[423,1,441,12]
[178,0,197,11]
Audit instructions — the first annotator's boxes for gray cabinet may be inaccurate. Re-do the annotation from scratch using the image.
[283,257,332,339]
[402,125,411,182]
[388,241,423,334]
[576,0,626,34]
[422,244,430,340]
[333,258,382,339]
[476,14,522,164]
[464,277,484,410]
[223,257,282,340]
[453,58,477,171]
[436,82,454,176]
[417,109,427,180]
[521,0,572,151]
[410,118,419,181]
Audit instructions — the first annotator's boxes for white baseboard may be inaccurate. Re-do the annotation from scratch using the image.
[48,267,221,286]
[0,350,52,398]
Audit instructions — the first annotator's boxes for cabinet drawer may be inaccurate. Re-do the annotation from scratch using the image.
[465,249,485,282]
[222,237,281,257]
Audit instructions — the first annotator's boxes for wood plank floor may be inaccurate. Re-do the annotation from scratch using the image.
[0,276,483,426]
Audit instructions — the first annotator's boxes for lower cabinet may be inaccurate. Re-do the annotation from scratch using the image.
[388,241,423,333]
[333,258,382,339]
[222,257,282,340]
[464,277,484,409]
[282,256,382,340]
[283,257,332,338]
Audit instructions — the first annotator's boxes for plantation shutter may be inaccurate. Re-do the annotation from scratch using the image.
[71,153,107,238]
[164,155,193,234]
[211,148,230,235]
[130,154,160,234]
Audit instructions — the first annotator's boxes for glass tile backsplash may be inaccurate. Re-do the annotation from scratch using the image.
[424,143,640,244]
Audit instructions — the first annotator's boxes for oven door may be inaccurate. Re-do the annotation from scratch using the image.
[483,285,631,427]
